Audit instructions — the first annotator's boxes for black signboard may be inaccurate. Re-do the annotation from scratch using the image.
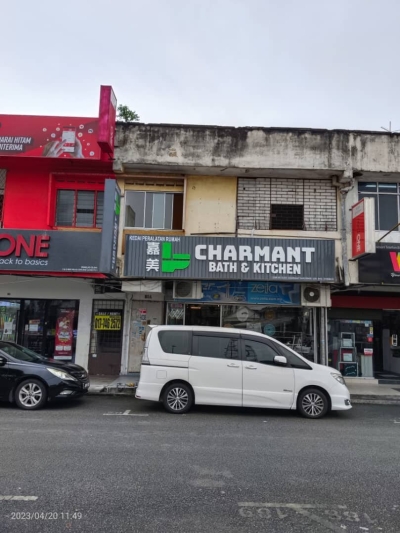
[359,243,400,284]
[124,235,336,282]
[0,230,101,273]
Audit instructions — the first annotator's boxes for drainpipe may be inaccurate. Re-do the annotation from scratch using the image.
[332,173,354,287]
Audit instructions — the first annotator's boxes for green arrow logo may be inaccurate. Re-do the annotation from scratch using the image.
[161,242,191,273]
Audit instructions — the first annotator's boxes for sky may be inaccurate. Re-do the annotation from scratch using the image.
[2,0,400,131]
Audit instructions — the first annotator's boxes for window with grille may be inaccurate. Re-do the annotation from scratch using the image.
[125,191,183,229]
[270,204,304,230]
[55,189,104,228]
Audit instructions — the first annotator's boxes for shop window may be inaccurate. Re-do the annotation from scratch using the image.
[55,190,104,228]
[242,338,277,365]
[276,345,312,369]
[193,335,239,359]
[358,182,400,231]
[158,330,191,355]
[125,191,183,229]
[270,204,304,230]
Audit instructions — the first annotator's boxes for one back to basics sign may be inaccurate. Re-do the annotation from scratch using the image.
[124,235,336,282]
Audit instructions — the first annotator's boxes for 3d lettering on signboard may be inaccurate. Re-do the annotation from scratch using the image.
[125,235,335,282]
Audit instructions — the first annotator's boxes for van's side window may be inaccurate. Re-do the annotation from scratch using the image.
[193,335,239,360]
[158,331,191,355]
[242,339,278,365]
[277,345,312,369]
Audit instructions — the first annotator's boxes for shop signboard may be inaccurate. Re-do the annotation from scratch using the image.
[125,235,336,282]
[94,312,122,330]
[98,86,117,155]
[179,281,301,305]
[99,179,121,276]
[351,198,375,260]
[0,86,116,159]
[359,243,400,284]
[0,224,119,275]
[0,230,102,273]
[0,115,101,159]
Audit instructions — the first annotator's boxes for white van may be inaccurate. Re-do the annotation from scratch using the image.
[135,326,351,419]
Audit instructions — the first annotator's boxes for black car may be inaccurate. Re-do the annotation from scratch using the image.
[0,341,90,410]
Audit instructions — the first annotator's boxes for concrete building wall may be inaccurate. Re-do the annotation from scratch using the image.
[237,177,337,231]
[184,176,237,235]
[115,124,400,177]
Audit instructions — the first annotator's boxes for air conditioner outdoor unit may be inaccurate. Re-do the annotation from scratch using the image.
[173,281,203,300]
[301,284,331,307]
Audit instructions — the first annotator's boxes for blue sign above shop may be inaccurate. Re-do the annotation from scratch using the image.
[176,281,301,306]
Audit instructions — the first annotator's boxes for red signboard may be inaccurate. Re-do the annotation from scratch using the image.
[352,200,366,257]
[351,197,375,259]
[54,309,75,360]
[0,86,116,159]
[98,86,117,155]
[0,115,101,159]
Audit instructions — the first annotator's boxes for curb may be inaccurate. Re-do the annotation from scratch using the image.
[87,390,400,405]
[88,387,137,397]
[351,395,400,406]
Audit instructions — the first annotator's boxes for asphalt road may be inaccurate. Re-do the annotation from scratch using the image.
[0,396,399,533]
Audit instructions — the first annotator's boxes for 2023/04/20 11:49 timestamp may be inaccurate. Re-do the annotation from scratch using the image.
[10,512,83,520]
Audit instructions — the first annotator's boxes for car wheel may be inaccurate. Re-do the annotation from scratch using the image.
[15,379,47,410]
[163,383,193,414]
[298,388,329,419]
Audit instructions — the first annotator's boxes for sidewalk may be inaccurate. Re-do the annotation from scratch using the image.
[346,379,400,405]
[88,375,400,405]
[88,374,139,395]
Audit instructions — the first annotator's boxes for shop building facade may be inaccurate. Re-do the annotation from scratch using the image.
[113,124,347,373]
[0,87,128,375]
[332,152,400,381]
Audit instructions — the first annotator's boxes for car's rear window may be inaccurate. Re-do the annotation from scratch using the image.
[158,331,191,355]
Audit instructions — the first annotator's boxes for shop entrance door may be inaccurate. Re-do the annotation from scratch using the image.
[88,300,124,376]
[185,305,220,327]
[0,300,21,342]
[21,300,79,360]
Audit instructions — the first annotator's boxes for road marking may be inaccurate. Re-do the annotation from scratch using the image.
[238,503,380,531]
[103,410,148,416]
[0,496,38,501]
[294,506,345,532]
[393,419,400,424]
[239,503,346,509]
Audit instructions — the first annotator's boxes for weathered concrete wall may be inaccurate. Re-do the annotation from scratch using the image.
[184,176,237,235]
[115,123,400,176]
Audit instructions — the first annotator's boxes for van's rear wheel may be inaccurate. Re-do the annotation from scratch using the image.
[163,383,193,414]
[297,388,329,419]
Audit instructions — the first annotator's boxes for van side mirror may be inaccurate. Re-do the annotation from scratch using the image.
[0,356,7,367]
[274,355,287,366]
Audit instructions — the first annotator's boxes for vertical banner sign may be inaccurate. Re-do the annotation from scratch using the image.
[100,179,121,276]
[351,197,376,260]
[54,309,75,360]
[98,86,117,155]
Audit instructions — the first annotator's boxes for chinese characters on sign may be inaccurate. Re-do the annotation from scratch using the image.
[126,235,336,282]
[146,241,160,272]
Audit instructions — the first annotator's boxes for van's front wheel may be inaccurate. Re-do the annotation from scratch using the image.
[163,383,193,414]
[297,388,329,419]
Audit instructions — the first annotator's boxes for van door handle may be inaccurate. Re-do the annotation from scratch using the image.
[245,365,257,370]
[227,363,240,368]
